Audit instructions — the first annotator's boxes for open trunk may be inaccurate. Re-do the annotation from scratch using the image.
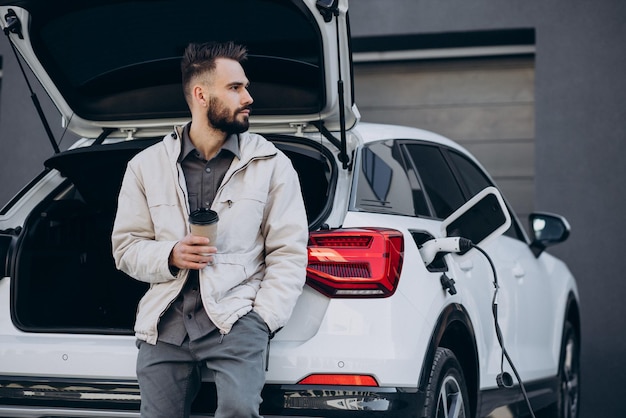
[11,135,335,333]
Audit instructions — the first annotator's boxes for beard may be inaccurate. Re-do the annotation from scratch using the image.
[207,96,250,134]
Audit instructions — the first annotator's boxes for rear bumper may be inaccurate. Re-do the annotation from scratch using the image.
[0,377,423,418]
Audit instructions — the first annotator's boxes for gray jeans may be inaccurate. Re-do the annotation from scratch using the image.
[136,311,269,418]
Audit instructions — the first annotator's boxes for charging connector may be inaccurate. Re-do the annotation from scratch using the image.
[419,236,473,266]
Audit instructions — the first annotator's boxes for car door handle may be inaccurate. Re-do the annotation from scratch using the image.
[459,259,473,271]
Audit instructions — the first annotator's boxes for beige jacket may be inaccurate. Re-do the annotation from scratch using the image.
[111,127,308,344]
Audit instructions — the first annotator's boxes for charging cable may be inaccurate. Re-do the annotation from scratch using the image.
[470,243,537,418]
[419,237,537,418]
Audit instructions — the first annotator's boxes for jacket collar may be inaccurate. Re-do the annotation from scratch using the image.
[168,124,277,165]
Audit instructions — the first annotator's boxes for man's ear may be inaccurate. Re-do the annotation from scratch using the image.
[193,84,208,107]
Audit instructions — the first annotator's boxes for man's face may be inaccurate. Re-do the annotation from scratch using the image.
[205,58,253,134]
[206,95,249,134]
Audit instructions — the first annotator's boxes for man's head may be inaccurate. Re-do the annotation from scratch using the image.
[182,41,253,134]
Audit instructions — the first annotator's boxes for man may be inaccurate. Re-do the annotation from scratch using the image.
[111,41,308,418]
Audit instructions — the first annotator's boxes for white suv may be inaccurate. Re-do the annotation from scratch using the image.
[0,1,579,417]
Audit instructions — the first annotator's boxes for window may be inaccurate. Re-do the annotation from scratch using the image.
[355,140,528,243]
[354,140,428,217]
[404,144,464,219]
[447,150,492,197]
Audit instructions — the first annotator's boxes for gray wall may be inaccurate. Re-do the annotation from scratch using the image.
[353,56,536,226]
[348,1,626,417]
[0,1,624,417]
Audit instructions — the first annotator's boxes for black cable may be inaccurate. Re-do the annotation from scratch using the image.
[470,243,537,418]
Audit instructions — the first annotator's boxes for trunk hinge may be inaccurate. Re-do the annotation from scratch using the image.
[3,9,60,154]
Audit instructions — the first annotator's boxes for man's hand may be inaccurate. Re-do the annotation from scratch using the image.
[169,233,217,271]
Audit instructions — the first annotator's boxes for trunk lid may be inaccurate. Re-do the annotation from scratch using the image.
[0,0,356,138]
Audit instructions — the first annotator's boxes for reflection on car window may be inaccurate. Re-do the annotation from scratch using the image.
[404,144,464,219]
[447,151,492,196]
[355,141,428,216]
[362,147,393,202]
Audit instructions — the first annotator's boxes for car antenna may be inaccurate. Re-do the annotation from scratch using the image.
[3,9,60,154]
[316,0,350,170]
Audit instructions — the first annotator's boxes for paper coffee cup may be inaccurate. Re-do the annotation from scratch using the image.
[189,209,219,244]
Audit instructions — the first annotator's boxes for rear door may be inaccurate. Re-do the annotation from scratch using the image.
[434,145,555,384]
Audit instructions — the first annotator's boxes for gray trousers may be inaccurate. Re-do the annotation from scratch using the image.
[136,311,269,418]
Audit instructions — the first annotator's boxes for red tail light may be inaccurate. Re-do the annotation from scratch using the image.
[298,374,379,386]
[306,228,404,298]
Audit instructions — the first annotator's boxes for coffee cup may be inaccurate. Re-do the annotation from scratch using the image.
[189,208,219,245]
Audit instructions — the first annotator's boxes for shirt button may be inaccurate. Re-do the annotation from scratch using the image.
[205,167,211,173]
[187,314,192,319]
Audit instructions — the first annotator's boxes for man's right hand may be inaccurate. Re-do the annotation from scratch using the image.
[168,233,217,271]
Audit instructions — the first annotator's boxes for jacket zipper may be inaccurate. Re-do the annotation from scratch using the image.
[215,152,275,198]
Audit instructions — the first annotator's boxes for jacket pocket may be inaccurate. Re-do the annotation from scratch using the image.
[216,190,267,252]
[145,189,186,239]
[201,254,260,302]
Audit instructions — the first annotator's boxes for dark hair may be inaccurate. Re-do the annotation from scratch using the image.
[181,41,248,103]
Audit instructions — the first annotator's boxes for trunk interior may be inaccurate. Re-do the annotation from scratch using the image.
[11,134,335,333]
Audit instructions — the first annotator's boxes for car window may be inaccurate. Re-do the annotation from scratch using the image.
[354,141,429,216]
[354,140,529,244]
[447,150,492,197]
[403,144,465,219]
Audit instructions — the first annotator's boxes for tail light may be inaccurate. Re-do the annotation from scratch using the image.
[306,228,404,298]
[298,374,379,386]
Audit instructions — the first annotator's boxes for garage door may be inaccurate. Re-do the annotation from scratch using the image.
[353,55,535,227]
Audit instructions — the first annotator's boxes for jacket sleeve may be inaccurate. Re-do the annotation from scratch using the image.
[111,161,180,284]
[253,152,309,332]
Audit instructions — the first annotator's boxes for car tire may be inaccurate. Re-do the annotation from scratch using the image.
[538,319,580,418]
[421,347,470,418]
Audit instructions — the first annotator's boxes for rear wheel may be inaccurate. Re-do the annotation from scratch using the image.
[422,347,470,418]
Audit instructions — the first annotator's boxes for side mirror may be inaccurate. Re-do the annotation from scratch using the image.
[529,212,570,257]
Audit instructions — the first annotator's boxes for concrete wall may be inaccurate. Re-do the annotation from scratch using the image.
[348,1,626,417]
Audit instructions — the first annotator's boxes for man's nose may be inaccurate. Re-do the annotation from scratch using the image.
[242,88,253,105]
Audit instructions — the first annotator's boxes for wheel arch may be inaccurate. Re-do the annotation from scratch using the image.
[565,291,581,339]
[419,303,479,418]
[561,290,581,377]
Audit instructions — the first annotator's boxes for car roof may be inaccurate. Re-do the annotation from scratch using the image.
[355,122,468,149]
